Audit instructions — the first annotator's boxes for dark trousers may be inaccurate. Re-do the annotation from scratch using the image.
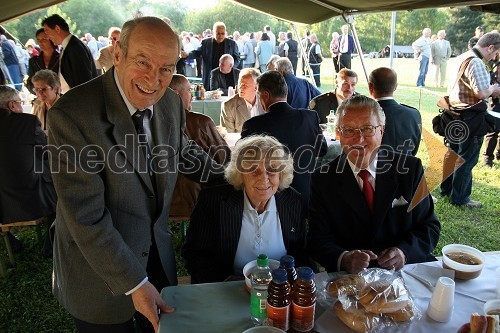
[441,136,483,205]
[333,56,340,74]
[289,57,298,75]
[339,53,351,70]
[310,64,321,87]
[74,240,170,333]
[483,131,500,162]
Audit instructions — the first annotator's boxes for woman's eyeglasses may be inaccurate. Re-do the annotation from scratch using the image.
[33,87,53,93]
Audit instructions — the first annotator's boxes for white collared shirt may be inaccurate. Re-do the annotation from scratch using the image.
[233,191,286,275]
[245,98,261,118]
[113,70,154,145]
[58,34,73,94]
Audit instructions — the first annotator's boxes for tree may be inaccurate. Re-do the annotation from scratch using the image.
[447,7,484,53]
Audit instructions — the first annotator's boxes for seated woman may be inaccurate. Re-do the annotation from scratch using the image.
[182,135,306,284]
[31,69,60,133]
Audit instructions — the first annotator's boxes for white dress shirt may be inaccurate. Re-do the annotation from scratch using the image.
[233,191,286,275]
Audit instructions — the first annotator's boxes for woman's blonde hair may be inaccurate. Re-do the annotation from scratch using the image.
[225,135,294,190]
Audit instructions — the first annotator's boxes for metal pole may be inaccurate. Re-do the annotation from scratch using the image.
[345,15,368,82]
[292,23,316,86]
[390,11,396,68]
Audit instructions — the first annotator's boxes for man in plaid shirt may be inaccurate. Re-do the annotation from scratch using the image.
[441,31,500,208]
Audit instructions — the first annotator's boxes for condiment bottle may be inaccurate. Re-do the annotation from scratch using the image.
[200,84,205,100]
[195,84,200,100]
[280,255,297,292]
[291,267,316,333]
[266,268,292,331]
[250,254,272,326]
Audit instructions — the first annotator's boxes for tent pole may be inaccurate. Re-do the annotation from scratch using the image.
[389,11,396,68]
[344,14,368,82]
[291,23,317,87]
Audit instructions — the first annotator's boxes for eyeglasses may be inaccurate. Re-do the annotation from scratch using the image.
[33,87,53,93]
[339,125,382,138]
[129,56,175,78]
[12,100,23,105]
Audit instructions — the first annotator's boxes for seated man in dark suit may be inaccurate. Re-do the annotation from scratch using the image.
[369,67,421,156]
[308,95,440,273]
[169,74,231,217]
[209,54,240,96]
[275,57,321,109]
[241,71,327,210]
[0,85,57,254]
[309,68,358,123]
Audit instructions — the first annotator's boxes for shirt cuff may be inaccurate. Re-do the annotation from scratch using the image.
[337,251,348,272]
[125,276,148,295]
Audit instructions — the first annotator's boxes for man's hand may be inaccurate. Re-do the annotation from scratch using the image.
[341,249,377,273]
[131,281,174,332]
[377,247,406,271]
[180,50,189,58]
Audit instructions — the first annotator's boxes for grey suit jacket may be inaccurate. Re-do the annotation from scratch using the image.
[431,40,451,65]
[48,69,221,324]
[220,94,263,133]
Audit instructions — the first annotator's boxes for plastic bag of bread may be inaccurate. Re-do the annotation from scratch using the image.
[333,268,421,332]
[457,313,500,333]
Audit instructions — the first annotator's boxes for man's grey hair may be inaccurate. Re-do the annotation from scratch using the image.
[219,54,234,65]
[268,55,280,68]
[225,135,293,190]
[118,16,180,58]
[334,95,386,128]
[257,71,287,99]
[0,85,20,109]
[477,31,500,49]
[275,57,293,76]
[213,21,226,33]
[239,68,260,82]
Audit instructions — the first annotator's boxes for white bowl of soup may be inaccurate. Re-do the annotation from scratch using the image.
[484,299,500,316]
[442,244,485,280]
[243,259,280,292]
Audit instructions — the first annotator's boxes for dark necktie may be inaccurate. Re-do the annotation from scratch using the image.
[358,169,374,215]
[132,109,156,193]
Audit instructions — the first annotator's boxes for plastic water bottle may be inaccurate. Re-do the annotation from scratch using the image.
[251,254,272,326]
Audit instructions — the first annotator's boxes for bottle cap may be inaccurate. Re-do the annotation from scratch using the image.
[257,254,269,267]
[271,268,288,283]
[280,255,295,269]
[297,267,314,281]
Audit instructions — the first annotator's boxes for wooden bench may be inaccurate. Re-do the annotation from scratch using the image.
[0,218,46,277]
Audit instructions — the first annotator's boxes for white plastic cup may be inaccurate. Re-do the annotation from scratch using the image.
[228,86,235,97]
[427,276,455,322]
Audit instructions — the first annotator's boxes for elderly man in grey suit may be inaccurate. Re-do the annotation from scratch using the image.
[220,67,263,132]
[48,17,222,333]
[431,30,452,88]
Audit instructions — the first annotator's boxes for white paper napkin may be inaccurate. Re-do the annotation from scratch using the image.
[402,264,455,298]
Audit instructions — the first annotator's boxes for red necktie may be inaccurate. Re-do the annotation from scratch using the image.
[358,169,374,214]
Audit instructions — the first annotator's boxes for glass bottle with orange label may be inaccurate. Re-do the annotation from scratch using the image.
[291,267,316,332]
[266,268,291,331]
[280,255,297,292]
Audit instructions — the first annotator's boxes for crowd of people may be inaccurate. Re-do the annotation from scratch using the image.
[0,13,499,333]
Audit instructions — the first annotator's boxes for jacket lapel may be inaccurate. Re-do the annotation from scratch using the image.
[103,69,154,194]
[372,151,398,231]
[220,190,244,260]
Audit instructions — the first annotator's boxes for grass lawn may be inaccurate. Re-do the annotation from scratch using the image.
[1,58,498,332]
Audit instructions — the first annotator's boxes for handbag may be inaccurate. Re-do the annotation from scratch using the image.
[432,56,491,139]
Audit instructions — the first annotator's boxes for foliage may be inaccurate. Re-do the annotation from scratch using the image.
[446,7,484,54]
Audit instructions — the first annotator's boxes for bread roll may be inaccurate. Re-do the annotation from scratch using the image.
[333,300,380,333]
[469,313,500,333]
[327,274,365,298]
[386,303,414,322]
[358,280,410,314]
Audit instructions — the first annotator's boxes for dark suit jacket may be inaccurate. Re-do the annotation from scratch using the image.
[378,99,422,156]
[170,111,231,217]
[309,91,359,124]
[284,74,321,109]
[189,37,240,89]
[241,102,327,207]
[48,68,222,324]
[181,184,306,283]
[307,151,441,272]
[60,35,98,89]
[26,50,59,94]
[209,67,240,95]
[338,34,355,54]
[0,108,56,222]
